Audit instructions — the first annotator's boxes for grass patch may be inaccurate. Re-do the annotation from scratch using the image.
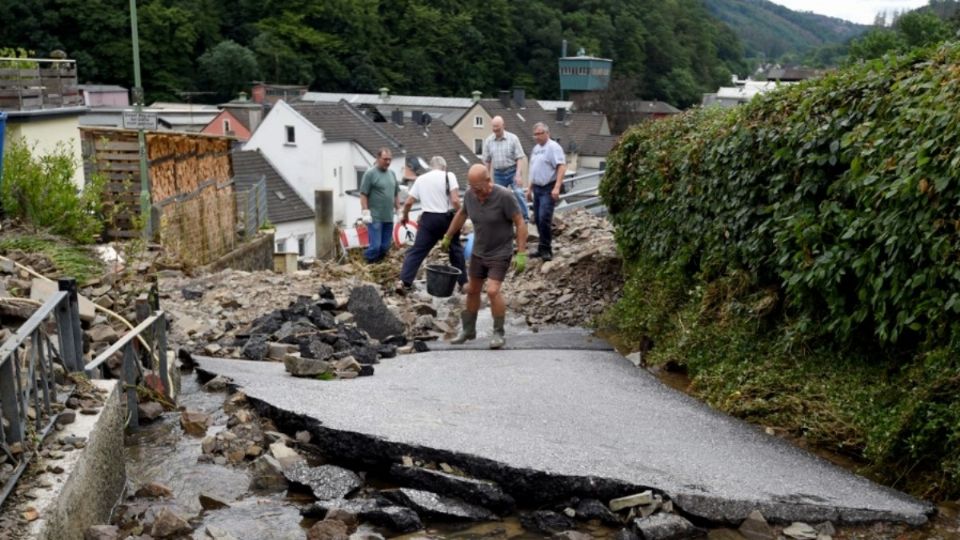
[599,261,960,500]
[0,234,103,283]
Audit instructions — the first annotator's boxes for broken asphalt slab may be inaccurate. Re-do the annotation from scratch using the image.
[193,347,932,526]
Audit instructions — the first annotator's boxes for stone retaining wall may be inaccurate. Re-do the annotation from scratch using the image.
[199,231,275,274]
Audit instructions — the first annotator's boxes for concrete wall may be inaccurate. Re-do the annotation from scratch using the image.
[6,115,85,188]
[31,380,125,540]
[200,231,275,273]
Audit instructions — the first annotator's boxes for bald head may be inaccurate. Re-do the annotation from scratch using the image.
[491,115,504,137]
[468,164,489,185]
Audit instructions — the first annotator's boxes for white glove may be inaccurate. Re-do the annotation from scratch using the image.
[361,210,373,224]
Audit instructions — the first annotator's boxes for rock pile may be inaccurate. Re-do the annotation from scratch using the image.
[505,209,622,327]
[227,285,406,380]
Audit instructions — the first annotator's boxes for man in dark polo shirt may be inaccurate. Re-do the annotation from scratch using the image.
[441,164,528,349]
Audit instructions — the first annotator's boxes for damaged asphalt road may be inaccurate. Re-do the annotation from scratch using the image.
[193,340,933,528]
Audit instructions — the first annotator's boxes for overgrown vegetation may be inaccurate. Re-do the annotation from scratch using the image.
[0,138,106,244]
[600,42,960,499]
[0,235,102,283]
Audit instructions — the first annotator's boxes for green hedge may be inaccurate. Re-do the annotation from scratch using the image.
[603,43,960,347]
[601,43,960,498]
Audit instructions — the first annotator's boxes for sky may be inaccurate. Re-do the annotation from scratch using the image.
[766,0,930,25]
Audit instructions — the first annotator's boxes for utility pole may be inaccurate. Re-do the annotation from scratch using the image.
[130,0,151,238]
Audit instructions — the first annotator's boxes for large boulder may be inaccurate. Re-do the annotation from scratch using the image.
[346,286,405,340]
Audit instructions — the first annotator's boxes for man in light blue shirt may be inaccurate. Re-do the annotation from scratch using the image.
[525,122,566,261]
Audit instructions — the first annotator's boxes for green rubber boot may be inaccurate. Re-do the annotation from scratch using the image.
[451,311,477,344]
[489,316,506,349]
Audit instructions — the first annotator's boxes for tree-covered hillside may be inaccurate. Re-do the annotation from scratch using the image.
[0,0,746,107]
[705,0,867,61]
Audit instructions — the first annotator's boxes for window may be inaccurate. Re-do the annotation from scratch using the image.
[474,115,484,128]
[285,125,296,145]
[356,169,365,190]
[223,119,231,133]
[297,237,306,256]
[275,240,284,252]
[474,139,483,155]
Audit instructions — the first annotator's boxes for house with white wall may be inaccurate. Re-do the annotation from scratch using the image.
[1,57,87,188]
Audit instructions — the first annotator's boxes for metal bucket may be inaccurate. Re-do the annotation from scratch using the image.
[425,264,461,297]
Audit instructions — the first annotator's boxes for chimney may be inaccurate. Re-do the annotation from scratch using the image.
[237,91,248,102]
[379,87,390,100]
[513,87,525,108]
[391,109,403,125]
[556,107,566,121]
[412,110,423,125]
[499,90,511,108]
[562,39,568,58]
[471,90,482,103]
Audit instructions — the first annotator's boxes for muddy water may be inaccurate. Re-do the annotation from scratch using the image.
[125,372,308,540]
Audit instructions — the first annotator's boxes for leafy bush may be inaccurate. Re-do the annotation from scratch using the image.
[603,43,960,347]
[601,42,960,498]
[1,139,105,244]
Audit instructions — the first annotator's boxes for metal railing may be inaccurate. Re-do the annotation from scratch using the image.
[556,170,606,215]
[0,280,84,505]
[0,57,82,111]
[87,296,169,429]
[0,280,170,507]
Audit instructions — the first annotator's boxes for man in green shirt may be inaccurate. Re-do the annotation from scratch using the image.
[360,148,400,263]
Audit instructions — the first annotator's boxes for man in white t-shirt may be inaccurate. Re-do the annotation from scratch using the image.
[396,156,466,293]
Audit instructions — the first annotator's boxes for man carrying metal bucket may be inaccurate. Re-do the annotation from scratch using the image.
[440,164,528,349]
[396,156,466,294]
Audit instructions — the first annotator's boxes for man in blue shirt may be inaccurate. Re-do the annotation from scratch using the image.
[526,122,566,261]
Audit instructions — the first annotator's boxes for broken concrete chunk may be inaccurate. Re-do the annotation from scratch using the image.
[284,462,363,501]
[284,355,332,377]
[783,522,818,540]
[632,513,698,540]
[302,499,423,534]
[610,490,654,512]
[381,487,496,522]
[389,463,515,514]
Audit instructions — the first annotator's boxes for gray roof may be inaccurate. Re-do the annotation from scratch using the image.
[232,150,314,224]
[579,134,618,157]
[292,100,480,189]
[479,99,609,156]
[301,92,475,108]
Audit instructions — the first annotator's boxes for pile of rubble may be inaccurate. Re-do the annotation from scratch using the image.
[504,209,622,327]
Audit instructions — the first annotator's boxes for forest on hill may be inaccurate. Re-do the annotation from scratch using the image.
[704,0,867,61]
[0,0,747,108]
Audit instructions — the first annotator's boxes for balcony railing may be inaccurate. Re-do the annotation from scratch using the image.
[0,57,82,111]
